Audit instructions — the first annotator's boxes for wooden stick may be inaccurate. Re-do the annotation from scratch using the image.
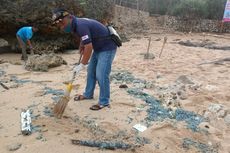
[0,82,9,90]
[220,21,224,33]
[146,37,151,58]
[159,36,167,58]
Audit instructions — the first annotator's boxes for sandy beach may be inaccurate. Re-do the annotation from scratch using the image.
[0,32,230,153]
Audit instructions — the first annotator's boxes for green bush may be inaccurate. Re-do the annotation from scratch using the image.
[148,0,227,20]
[205,0,226,19]
[172,0,207,19]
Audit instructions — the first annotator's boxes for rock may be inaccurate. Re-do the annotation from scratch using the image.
[34,90,46,97]
[0,38,8,47]
[199,122,210,130]
[224,114,230,125]
[155,38,161,41]
[75,129,80,133]
[119,84,128,88]
[205,85,219,92]
[208,104,222,113]
[7,143,22,151]
[25,54,67,71]
[217,109,226,118]
[0,0,115,53]
[133,82,146,89]
[176,75,194,85]
[179,91,188,100]
[144,53,155,59]
[199,122,222,135]
[145,82,155,89]
[203,111,216,120]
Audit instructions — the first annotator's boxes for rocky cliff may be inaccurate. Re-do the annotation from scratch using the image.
[0,0,84,53]
[0,0,114,53]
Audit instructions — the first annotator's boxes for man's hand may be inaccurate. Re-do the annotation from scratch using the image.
[29,46,34,55]
[73,63,87,74]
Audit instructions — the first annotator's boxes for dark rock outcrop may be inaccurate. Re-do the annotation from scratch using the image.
[0,0,114,53]
[0,0,84,52]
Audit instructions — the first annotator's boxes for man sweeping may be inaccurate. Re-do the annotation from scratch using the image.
[16,26,38,61]
[52,8,119,111]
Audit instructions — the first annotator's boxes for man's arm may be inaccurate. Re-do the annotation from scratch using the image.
[27,40,33,49]
[81,43,93,65]
[79,40,84,54]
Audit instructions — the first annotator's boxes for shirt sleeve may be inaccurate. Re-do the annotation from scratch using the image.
[77,26,92,45]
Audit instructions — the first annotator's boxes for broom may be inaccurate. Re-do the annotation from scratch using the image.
[53,71,76,118]
[53,54,82,118]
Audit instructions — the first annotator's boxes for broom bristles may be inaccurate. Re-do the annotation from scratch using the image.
[53,96,70,118]
[53,73,75,118]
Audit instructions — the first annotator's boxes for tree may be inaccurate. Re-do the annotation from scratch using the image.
[148,0,227,20]
[205,0,226,20]
[171,0,206,19]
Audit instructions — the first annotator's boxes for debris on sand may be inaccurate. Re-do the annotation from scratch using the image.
[44,87,64,96]
[21,109,32,135]
[178,40,214,48]
[144,53,155,59]
[0,82,9,90]
[72,115,150,149]
[0,59,7,64]
[10,76,32,84]
[175,109,205,132]
[135,136,151,145]
[111,70,154,89]
[7,143,22,151]
[112,70,205,132]
[71,139,132,150]
[25,54,67,72]
[43,87,65,103]
[224,114,230,125]
[119,84,128,88]
[43,106,54,117]
[133,124,147,132]
[182,138,218,153]
[198,57,230,65]
[0,68,5,77]
[178,40,230,51]
[128,88,205,132]
[176,75,195,85]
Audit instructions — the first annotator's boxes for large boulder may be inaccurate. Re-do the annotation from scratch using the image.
[25,54,67,72]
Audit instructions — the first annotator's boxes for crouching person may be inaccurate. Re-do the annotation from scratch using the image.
[16,26,38,61]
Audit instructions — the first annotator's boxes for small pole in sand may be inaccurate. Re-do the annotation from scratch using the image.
[220,21,224,33]
[159,36,167,58]
[202,32,206,41]
[146,37,151,59]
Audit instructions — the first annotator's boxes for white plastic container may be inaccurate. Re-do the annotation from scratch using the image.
[21,109,32,135]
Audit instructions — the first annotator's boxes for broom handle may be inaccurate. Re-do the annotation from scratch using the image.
[78,53,83,65]
[70,54,83,83]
